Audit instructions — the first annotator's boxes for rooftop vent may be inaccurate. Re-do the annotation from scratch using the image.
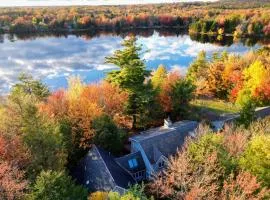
[164,117,172,129]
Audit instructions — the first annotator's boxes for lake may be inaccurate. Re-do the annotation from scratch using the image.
[0,30,268,94]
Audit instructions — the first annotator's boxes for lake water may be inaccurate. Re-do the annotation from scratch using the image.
[0,30,267,94]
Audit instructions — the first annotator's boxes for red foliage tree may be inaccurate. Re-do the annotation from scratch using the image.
[39,89,68,119]
[0,162,28,200]
[159,71,181,113]
[0,135,29,169]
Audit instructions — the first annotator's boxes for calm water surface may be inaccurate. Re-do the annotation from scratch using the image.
[0,31,266,94]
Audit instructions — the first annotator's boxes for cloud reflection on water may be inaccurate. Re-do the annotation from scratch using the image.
[0,32,260,94]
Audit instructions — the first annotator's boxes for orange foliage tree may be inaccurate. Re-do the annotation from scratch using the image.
[158,71,181,114]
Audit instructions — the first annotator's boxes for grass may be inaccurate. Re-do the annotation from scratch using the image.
[191,99,241,115]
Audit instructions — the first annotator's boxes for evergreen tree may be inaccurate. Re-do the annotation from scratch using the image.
[170,79,195,119]
[105,36,158,129]
[93,115,125,154]
[186,51,208,82]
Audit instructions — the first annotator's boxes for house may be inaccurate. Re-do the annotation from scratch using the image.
[73,119,199,193]
[73,145,136,195]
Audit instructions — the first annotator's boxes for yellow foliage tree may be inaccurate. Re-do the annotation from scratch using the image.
[151,64,167,89]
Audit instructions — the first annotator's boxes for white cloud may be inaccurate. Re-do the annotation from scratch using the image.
[170,64,188,75]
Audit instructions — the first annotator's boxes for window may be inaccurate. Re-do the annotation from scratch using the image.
[133,171,146,180]
[158,161,165,168]
[128,158,138,168]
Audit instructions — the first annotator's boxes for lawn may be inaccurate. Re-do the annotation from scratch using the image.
[191,99,241,115]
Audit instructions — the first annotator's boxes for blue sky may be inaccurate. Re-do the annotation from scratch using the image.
[0,0,217,7]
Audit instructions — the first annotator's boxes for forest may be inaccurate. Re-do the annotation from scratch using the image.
[0,35,269,199]
[0,1,269,37]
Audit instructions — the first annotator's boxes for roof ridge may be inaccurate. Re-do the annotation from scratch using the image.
[115,151,141,160]
[130,121,197,142]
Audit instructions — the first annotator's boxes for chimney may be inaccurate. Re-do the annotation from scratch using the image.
[164,117,172,128]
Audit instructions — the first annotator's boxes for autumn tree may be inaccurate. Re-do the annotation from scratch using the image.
[221,171,269,199]
[0,162,28,200]
[206,61,230,99]
[236,60,270,106]
[0,135,29,169]
[240,135,270,187]
[66,76,103,148]
[151,65,167,89]
[158,71,181,114]
[150,124,269,200]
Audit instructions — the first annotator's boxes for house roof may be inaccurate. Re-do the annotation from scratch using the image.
[130,120,198,163]
[72,145,135,192]
[115,151,146,173]
[97,147,136,189]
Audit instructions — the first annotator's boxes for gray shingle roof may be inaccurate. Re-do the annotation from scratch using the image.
[130,120,198,163]
[115,151,146,173]
[72,145,115,192]
[73,145,135,192]
[97,147,136,189]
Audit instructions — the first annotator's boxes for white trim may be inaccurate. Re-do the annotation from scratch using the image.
[156,155,168,164]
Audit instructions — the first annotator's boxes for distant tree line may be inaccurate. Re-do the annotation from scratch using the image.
[0,2,269,36]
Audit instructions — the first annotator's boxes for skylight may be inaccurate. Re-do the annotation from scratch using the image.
[128,158,138,168]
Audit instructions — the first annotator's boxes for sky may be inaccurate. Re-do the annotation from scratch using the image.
[0,0,218,7]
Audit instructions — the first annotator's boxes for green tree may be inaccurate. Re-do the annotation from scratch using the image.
[10,73,50,103]
[170,79,195,119]
[186,51,208,82]
[28,170,88,200]
[22,106,67,179]
[105,36,155,129]
[237,100,256,128]
[93,115,125,154]
[105,36,148,91]
[240,135,270,186]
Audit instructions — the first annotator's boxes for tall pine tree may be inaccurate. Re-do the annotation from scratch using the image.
[105,36,160,129]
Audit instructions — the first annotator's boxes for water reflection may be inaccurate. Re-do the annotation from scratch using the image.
[0,29,268,94]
